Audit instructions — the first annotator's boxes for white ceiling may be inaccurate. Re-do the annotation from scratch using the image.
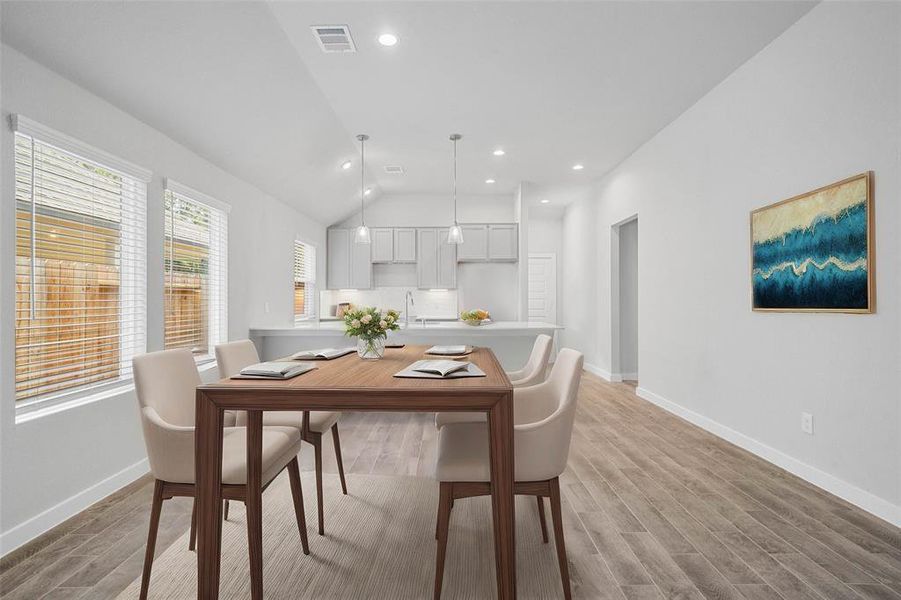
[1,1,815,225]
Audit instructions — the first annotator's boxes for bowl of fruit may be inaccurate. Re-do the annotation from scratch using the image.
[460,309,491,326]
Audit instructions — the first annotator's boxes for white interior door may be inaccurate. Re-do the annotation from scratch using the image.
[528,254,557,323]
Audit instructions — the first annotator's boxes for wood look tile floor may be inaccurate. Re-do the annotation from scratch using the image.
[2,373,899,599]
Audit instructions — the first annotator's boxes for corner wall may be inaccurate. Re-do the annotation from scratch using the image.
[562,2,900,523]
[0,46,327,553]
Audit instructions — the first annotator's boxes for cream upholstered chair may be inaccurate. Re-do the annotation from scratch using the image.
[432,348,583,600]
[434,333,554,429]
[133,349,309,600]
[215,339,348,536]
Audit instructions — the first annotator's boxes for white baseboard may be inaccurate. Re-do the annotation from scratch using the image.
[585,363,622,382]
[635,386,900,528]
[0,458,150,557]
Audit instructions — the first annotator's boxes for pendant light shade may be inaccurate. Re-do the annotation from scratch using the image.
[448,133,464,245]
[447,224,464,244]
[354,134,371,244]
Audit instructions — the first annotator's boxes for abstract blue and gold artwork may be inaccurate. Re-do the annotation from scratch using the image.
[751,172,874,313]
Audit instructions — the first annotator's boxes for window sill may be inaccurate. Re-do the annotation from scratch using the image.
[16,359,220,425]
[15,379,137,425]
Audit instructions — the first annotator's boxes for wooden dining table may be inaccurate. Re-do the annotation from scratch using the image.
[193,344,516,599]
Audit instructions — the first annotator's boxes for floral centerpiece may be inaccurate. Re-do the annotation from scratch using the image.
[461,309,490,326]
[343,306,400,359]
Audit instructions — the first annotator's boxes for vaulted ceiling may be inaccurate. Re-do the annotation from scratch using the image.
[1,1,815,225]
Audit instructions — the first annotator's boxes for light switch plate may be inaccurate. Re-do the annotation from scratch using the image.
[801,412,813,435]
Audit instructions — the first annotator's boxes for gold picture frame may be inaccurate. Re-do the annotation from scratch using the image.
[750,172,874,313]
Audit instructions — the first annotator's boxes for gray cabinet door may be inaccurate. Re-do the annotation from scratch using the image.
[437,228,457,289]
[327,228,351,289]
[488,224,518,261]
[417,228,439,289]
[371,228,394,263]
[393,228,417,262]
[350,236,372,289]
[456,225,488,261]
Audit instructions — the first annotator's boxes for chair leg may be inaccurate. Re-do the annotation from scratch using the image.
[188,498,197,551]
[139,480,164,600]
[331,423,348,495]
[224,499,230,521]
[434,482,453,600]
[548,477,572,600]
[536,495,549,544]
[313,434,325,535]
[287,457,311,555]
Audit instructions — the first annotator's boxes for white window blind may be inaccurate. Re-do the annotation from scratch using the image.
[164,182,228,357]
[13,122,148,404]
[294,240,316,322]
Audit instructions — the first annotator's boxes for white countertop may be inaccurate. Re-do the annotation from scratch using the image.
[251,320,562,337]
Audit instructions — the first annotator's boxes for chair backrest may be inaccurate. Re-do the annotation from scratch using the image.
[513,347,583,481]
[215,339,260,378]
[510,334,553,387]
[133,348,200,428]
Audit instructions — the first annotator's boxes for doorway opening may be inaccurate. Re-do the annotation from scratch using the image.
[611,216,638,383]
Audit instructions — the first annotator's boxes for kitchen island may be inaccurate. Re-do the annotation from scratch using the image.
[250,321,562,370]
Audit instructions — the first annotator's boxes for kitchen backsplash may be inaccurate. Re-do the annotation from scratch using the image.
[319,287,459,320]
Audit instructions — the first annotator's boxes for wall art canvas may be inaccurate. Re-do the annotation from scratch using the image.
[751,172,874,313]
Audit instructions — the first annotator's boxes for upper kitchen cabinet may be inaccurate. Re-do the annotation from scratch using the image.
[488,224,518,261]
[456,225,489,261]
[417,228,456,289]
[371,228,394,263]
[393,228,417,262]
[327,228,372,289]
[454,224,519,262]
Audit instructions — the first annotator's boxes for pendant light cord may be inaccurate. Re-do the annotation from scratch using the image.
[453,136,457,224]
[357,134,369,227]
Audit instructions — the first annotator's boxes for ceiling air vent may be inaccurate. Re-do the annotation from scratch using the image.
[311,25,356,53]
[384,165,405,174]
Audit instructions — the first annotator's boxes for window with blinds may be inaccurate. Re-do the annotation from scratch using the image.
[164,182,228,357]
[13,122,148,403]
[294,240,316,322]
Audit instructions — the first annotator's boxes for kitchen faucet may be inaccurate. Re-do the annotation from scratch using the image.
[405,291,415,326]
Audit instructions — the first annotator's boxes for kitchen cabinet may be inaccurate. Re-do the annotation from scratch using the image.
[456,225,489,261]
[371,228,394,263]
[327,228,372,289]
[393,228,417,262]
[453,223,518,262]
[417,228,456,289]
[488,224,518,261]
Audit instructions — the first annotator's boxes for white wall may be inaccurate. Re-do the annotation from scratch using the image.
[617,219,638,378]
[562,2,901,524]
[332,193,515,228]
[0,46,327,553]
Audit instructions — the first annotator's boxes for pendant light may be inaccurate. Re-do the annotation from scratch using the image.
[353,134,371,244]
[447,133,464,244]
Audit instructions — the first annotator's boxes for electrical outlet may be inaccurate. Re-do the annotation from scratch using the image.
[801,412,813,435]
[264,302,270,314]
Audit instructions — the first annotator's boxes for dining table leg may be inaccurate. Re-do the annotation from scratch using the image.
[196,391,225,600]
[246,410,264,600]
[488,391,516,599]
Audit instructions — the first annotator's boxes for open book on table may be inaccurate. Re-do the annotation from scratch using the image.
[393,359,486,379]
[290,347,356,360]
[425,345,472,356]
[233,361,316,380]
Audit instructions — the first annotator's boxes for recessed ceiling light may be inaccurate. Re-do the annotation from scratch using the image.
[485,178,496,184]
[364,188,372,196]
[540,199,550,204]
[572,164,584,171]
[341,160,352,170]
[493,149,505,156]
[378,33,398,47]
